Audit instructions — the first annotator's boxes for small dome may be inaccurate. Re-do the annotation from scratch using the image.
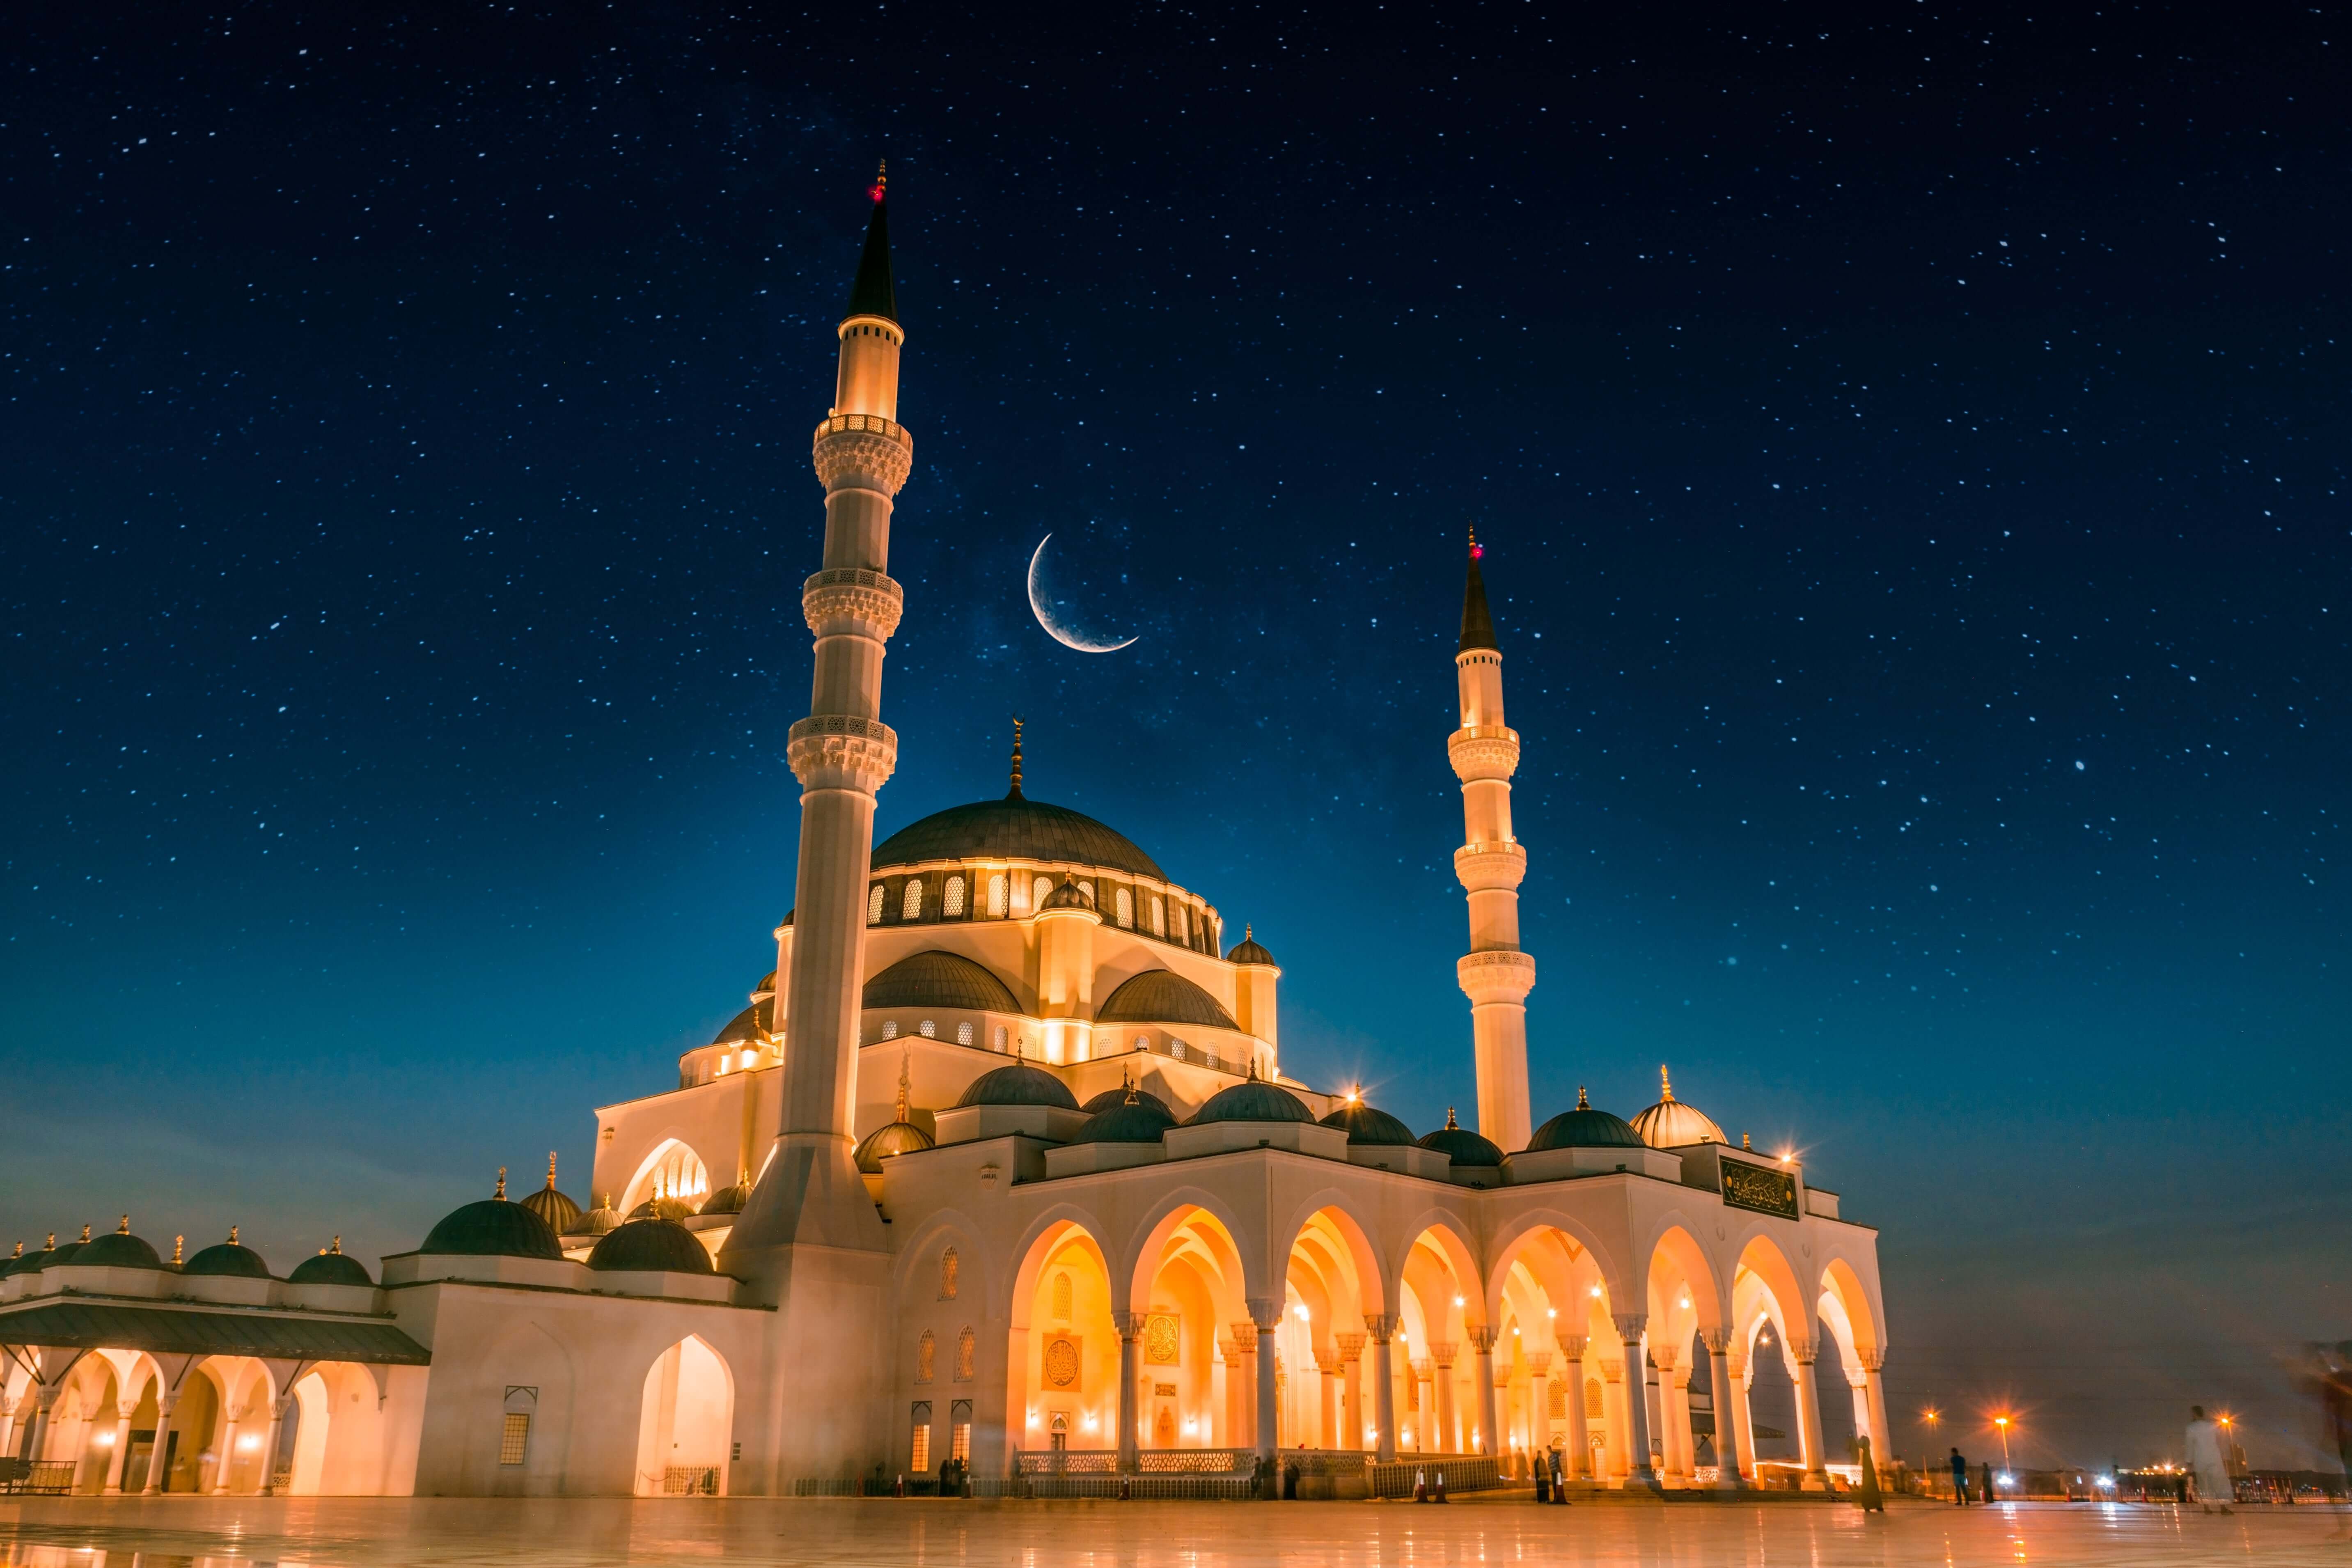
[519,1160,583,1235]
[76,1228,166,1270]
[1418,1108,1504,1169]
[42,1229,91,1268]
[183,1232,275,1279]
[288,1246,374,1287]
[1096,970,1239,1030]
[0,1243,50,1278]
[1076,1095,1178,1144]
[863,950,1020,1013]
[1528,1087,1646,1152]
[1628,1067,1726,1149]
[710,996,775,1048]
[587,1218,715,1275]
[1081,1084,1173,1117]
[628,1195,698,1222]
[1226,926,1276,966]
[698,1184,747,1216]
[1320,1100,1417,1146]
[1190,1079,1317,1126]
[1039,876,1097,913]
[954,1061,1080,1110]
[577,1195,622,1237]
[420,1181,565,1261]
[855,1120,936,1172]
[755,969,777,993]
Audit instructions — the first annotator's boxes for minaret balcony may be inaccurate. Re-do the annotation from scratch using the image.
[812,413,914,496]
[1456,948,1537,1005]
[1447,724,1521,783]
[802,568,905,640]
[786,714,899,793]
[1453,840,1529,893]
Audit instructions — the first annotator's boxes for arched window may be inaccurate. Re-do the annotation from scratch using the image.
[1050,1271,1073,1323]
[867,884,886,925]
[1173,903,1189,944]
[988,874,1007,917]
[919,1019,936,1038]
[903,879,925,921]
[1202,1045,1220,1072]
[1585,1379,1605,1419]
[956,1327,975,1382]
[956,1021,974,1045]
[940,1248,959,1300]
[1032,876,1052,911]
[943,875,966,917]
[1115,887,1133,928]
[1133,1034,1149,1053]
[1170,1039,1187,1062]
[992,1025,1009,1052]
[1151,897,1165,937]
[917,1330,936,1383]
[1078,881,1096,909]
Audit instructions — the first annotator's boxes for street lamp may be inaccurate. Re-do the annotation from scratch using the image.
[1994,1414,2013,1469]
[1922,1408,1940,1476]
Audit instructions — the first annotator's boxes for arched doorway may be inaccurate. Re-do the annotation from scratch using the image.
[1006,1219,1118,1460]
[635,1336,734,1495]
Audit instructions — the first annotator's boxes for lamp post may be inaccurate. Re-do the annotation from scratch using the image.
[1994,1415,2012,1471]
[1921,1407,1939,1481]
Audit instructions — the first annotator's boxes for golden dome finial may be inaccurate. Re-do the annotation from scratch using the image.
[227,1224,239,1245]
[117,1215,131,1235]
[896,1046,912,1123]
[1009,716,1025,798]
[1444,1106,1459,1130]
[546,1152,559,1189]
[8,1242,19,1259]
[1659,1065,1674,1103]
[331,1235,344,1254]
[1576,1085,1591,1110]
[45,1233,56,1249]
[1741,1132,1751,1151]
[172,1235,183,1265]
[495,1167,508,1200]
[79,1223,92,1243]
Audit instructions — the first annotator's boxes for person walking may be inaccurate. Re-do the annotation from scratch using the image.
[2184,1406,2234,1514]
[1982,1460,1997,1506]
[1949,1447,1969,1504]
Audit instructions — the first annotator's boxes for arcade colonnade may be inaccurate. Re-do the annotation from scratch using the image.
[886,1185,1891,1489]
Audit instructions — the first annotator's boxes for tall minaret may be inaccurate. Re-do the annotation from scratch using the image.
[1449,529,1536,1153]
[724,169,910,1272]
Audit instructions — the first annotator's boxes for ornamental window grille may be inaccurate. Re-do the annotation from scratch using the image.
[1133,1034,1149,1053]
[1151,897,1165,937]
[499,1413,532,1465]
[1032,876,1052,911]
[919,1019,936,1038]
[867,885,886,925]
[909,1414,931,1473]
[1203,1045,1220,1072]
[956,1021,974,1045]
[1585,1379,1605,1419]
[951,1421,972,1462]
[956,1328,975,1381]
[988,873,1008,917]
[1548,1382,1568,1419]
[1079,881,1097,909]
[880,1021,899,1041]
[940,1248,958,1300]
[1115,887,1133,928]
[1051,1271,1073,1323]
[993,1025,1009,1052]
[943,875,966,917]
[1170,1040,1187,1062]
[903,879,925,921]
[917,1331,936,1383]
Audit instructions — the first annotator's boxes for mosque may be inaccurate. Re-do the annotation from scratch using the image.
[0,182,1889,1501]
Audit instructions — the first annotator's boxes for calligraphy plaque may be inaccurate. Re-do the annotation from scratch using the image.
[1145,1313,1181,1365]
[1043,1334,1082,1389]
[1719,1157,1801,1220]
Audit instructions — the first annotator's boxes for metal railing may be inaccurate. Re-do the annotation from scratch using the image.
[0,1460,76,1496]
[1367,1455,1503,1498]
[662,1465,720,1495]
[980,1473,1256,1500]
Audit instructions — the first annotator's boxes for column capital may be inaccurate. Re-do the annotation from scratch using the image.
[1335,1331,1366,1362]
[801,567,905,641]
[1857,1347,1886,1373]
[1410,1357,1433,1378]
[1362,1313,1401,1342]
[1611,1312,1649,1346]
[1786,1336,1818,1366]
[1427,1339,1459,1369]
[1217,1335,1241,1362]
[1245,1297,1285,1332]
[1524,1350,1552,1375]
[1599,1358,1624,1382]
[115,1400,140,1421]
[1110,1311,1145,1340]
[1700,1326,1735,1355]
[1227,1321,1259,1351]
[1554,1333,1588,1361]
[1468,1327,1500,1355]
[1313,1349,1343,1375]
[1650,1343,1678,1372]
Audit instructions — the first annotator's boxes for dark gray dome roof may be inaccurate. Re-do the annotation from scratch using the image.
[288,1249,375,1286]
[855,1120,937,1172]
[420,1199,564,1261]
[183,1238,275,1278]
[954,1061,1080,1110]
[1040,876,1098,912]
[871,795,1166,880]
[1077,1097,1178,1144]
[1418,1111,1504,1169]
[1319,1101,1417,1146]
[711,996,774,1047]
[0,1245,51,1278]
[1096,970,1239,1030]
[1190,1080,1317,1126]
[1082,1084,1173,1116]
[76,1231,166,1270]
[697,1184,747,1216]
[1528,1093,1646,1152]
[578,1196,622,1236]
[520,1184,583,1234]
[1226,933,1276,966]
[628,1195,697,1222]
[587,1218,715,1275]
[42,1238,88,1268]
[863,951,1020,1013]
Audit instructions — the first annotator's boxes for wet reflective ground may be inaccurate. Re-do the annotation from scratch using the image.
[1,1495,2346,1567]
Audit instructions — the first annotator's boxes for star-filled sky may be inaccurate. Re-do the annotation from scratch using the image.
[4,1,2344,1471]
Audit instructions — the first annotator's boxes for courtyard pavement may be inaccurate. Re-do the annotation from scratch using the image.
[1,1494,2347,1567]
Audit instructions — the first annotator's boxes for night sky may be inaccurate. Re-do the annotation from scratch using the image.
[5,2,2344,1472]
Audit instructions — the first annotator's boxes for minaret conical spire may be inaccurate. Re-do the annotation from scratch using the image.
[1460,525,1498,653]
[1007,717,1025,800]
[845,161,898,324]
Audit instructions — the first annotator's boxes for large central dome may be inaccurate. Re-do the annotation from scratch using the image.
[870,793,1166,881]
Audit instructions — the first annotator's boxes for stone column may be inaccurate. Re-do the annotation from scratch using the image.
[1336,1332,1366,1450]
[1366,1318,1399,1462]
[23,1389,57,1467]
[1113,1312,1143,1472]
[1428,1342,1458,1453]
[1651,1346,1683,1481]
[1469,1329,1502,1457]
[1314,1350,1340,1450]
[1247,1300,1284,1467]
[1667,1360,1696,1481]
[258,1395,291,1495]
[142,1394,177,1494]
[1525,1350,1553,1460]
[1599,1359,1628,1479]
[1556,1335,1589,1479]
[1732,1355,1759,1480]
[102,1402,137,1493]
[1409,1359,1432,1451]
[1614,1314,1659,1487]
[211,1406,241,1493]
[1788,1336,1829,1489]
[1217,1335,1240,1448]
[1858,1348,1894,1478]
[1701,1329,1746,1490]
[1227,1324,1258,1451]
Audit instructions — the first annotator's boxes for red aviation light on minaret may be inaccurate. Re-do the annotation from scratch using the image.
[1468,523,1484,560]
[869,158,887,205]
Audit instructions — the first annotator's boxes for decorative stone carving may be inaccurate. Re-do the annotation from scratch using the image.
[802,567,904,640]
[1456,948,1537,1004]
[1145,1313,1181,1364]
[1447,723,1522,782]
[786,714,898,793]
[1042,1334,1082,1389]
[1451,839,1529,893]
[812,415,914,496]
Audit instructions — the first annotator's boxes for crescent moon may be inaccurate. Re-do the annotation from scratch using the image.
[1027,533,1139,653]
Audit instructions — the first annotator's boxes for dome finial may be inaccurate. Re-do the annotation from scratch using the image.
[1576,1085,1591,1110]
[495,1167,508,1200]
[1122,1064,1139,1105]
[226,1224,238,1245]
[1659,1064,1674,1103]
[1444,1106,1460,1130]
[1008,716,1025,799]
[896,1046,912,1123]
[870,158,887,204]
[117,1214,131,1235]
[331,1234,344,1254]
[1742,1131,1751,1150]
[45,1232,57,1249]
[7,1242,19,1259]
[546,1152,559,1189]
[79,1223,92,1243]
